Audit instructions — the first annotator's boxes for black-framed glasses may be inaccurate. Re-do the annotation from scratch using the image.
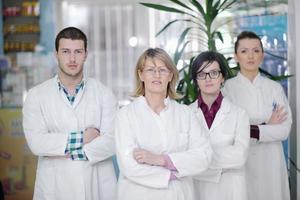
[196,70,221,80]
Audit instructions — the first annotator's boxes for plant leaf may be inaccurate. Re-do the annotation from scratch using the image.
[140,3,197,18]
[219,0,237,12]
[175,27,193,51]
[270,75,293,81]
[265,51,287,60]
[189,0,205,17]
[259,68,292,81]
[212,31,224,43]
[156,19,199,37]
[173,27,193,64]
[259,68,273,77]
[169,0,194,12]
[174,41,191,65]
[214,0,221,9]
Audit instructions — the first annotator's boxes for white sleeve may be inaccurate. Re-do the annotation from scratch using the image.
[210,109,250,169]
[169,110,212,178]
[258,86,292,142]
[84,88,118,164]
[115,109,171,189]
[22,89,69,156]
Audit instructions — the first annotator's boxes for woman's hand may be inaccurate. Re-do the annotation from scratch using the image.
[133,148,165,166]
[267,105,288,125]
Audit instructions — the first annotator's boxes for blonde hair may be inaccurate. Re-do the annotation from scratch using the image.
[133,48,182,100]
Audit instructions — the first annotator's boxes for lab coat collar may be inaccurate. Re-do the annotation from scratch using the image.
[190,97,231,131]
[54,75,87,109]
[237,72,263,88]
[137,95,170,114]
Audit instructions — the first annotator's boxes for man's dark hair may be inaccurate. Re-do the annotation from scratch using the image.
[55,27,87,51]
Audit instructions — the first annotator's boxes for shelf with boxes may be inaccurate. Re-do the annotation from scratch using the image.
[2,0,40,53]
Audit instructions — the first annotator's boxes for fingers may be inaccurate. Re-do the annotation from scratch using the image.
[270,105,288,123]
[85,127,100,135]
[83,128,100,144]
[275,105,284,113]
[133,149,145,158]
[133,149,146,164]
[277,111,288,123]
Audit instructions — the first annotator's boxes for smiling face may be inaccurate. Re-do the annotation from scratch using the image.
[196,61,224,97]
[56,38,87,81]
[235,38,264,75]
[138,58,173,97]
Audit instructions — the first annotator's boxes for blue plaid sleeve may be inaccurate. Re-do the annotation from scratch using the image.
[65,131,88,161]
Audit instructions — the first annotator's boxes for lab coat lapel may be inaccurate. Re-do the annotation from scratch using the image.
[209,98,230,132]
[54,76,86,109]
[190,102,210,132]
[71,85,84,109]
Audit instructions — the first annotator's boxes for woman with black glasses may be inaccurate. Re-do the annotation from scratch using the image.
[190,51,250,200]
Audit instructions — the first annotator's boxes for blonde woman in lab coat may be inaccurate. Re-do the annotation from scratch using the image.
[190,51,250,200]
[222,31,292,200]
[115,48,212,200]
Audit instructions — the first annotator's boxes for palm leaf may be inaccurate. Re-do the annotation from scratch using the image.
[214,0,221,9]
[174,41,191,65]
[139,3,197,19]
[156,19,192,37]
[189,0,205,17]
[265,51,287,60]
[219,0,237,12]
[169,0,194,12]
[213,31,224,43]
[270,75,293,81]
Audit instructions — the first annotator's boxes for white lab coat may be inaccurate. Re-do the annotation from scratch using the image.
[190,97,250,200]
[115,96,212,200]
[23,76,117,200]
[222,72,292,200]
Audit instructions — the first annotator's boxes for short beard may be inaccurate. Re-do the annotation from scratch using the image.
[58,65,83,79]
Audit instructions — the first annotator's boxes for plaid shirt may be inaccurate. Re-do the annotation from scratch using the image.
[65,131,87,160]
[58,79,88,161]
[58,81,84,105]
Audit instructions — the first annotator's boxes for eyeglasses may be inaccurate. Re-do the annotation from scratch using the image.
[143,68,170,76]
[196,70,221,80]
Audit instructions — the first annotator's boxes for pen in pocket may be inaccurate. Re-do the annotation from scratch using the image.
[272,101,278,111]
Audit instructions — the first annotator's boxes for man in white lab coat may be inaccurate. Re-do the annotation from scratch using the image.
[22,27,117,200]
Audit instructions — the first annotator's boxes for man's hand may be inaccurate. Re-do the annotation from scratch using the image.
[133,148,165,166]
[83,128,100,144]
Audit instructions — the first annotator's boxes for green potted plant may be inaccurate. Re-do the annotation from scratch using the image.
[140,0,236,104]
[140,0,291,104]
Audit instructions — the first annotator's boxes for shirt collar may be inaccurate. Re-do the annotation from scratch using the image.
[197,92,223,110]
[56,76,85,92]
